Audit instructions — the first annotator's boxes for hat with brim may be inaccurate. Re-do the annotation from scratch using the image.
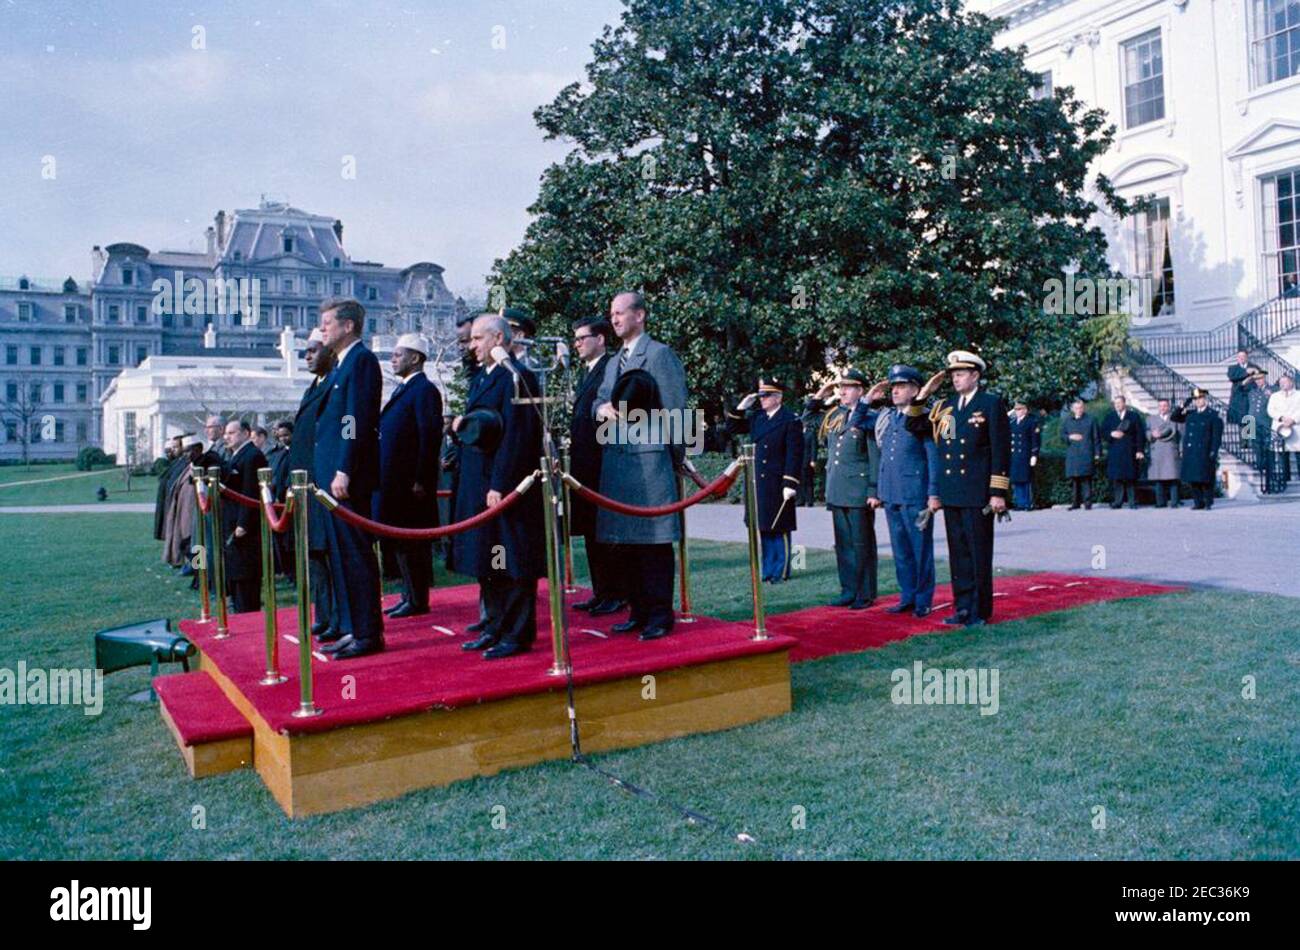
[306,328,327,345]
[945,350,986,373]
[757,378,786,394]
[610,368,662,414]
[1192,387,1210,399]
[835,368,868,387]
[887,364,923,386]
[457,407,504,452]
[395,333,429,358]
[503,307,536,338]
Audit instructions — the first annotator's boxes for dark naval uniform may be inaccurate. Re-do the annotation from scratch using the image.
[875,381,940,615]
[219,438,268,614]
[1060,412,1101,508]
[1102,406,1145,508]
[823,397,879,607]
[907,377,1010,625]
[1008,411,1040,510]
[732,403,804,582]
[1172,398,1223,509]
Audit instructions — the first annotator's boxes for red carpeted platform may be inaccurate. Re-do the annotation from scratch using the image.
[768,571,1185,662]
[154,671,253,743]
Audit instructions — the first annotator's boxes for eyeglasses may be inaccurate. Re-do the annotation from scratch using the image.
[574,334,596,343]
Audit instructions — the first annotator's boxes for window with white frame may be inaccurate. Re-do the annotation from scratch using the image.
[1121,29,1166,128]
[1261,166,1300,298]
[1251,0,1300,88]
[1132,196,1176,317]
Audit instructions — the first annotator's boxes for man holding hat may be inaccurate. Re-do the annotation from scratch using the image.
[1102,394,1144,509]
[910,350,1010,627]
[1008,399,1040,511]
[874,365,940,616]
[1267,373,1300,482]
[1171,388,1223,509]
[377,333,444,618]
[730,378,804,583]
[815,368,881,609]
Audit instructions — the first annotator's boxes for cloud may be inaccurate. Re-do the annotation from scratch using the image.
[417,69,572,129]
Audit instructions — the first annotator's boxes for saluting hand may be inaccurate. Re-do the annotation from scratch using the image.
[866,380,888,403]
[918,370,946,401]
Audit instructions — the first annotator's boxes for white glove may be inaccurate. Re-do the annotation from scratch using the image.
[738,393,758,411]
[1029,456,1037,467]
[782,487,797,500]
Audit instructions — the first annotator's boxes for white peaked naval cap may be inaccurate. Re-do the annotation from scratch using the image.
[395,333,429,357]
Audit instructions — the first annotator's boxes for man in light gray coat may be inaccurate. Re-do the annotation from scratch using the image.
[594,291,689,640]
[1145,398,1182,507]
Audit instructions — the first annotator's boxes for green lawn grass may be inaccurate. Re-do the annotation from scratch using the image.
[0,510,1296,859]
[0,463,152,506]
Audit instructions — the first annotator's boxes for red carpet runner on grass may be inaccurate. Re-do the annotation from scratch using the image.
[176,572,1181,736]
[767,572,1184,662]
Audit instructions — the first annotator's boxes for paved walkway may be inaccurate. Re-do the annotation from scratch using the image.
[685,500,1300,598]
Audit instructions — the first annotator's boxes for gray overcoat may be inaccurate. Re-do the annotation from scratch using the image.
[1145,412,1182,481]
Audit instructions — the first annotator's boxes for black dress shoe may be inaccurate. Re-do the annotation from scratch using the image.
[849,599,874,610]
[310,619,331,638]
[1084,504,1093,510]
[589,599,627,617]
[572,597,599,611]
[638,625,672,641]
[611,619,644,634]
[884,603,914,614]
[466,618,488,633]
[332,637,384,660]
[316,626,345,643]
[484,641,529,659]
[964,618,988,628]
[828,596,855,608]
[942,614,968,626]
[388,603,428,619]
[320,634,355,654]
[913,606,932,618]
[462,633,497,651]
[1067,504,1080,510]
[383,600,409,616]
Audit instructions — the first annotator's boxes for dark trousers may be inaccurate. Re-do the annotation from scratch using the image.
[320,494,384,643]
[228,577,260,614]
[395,539,432,611]
[760,531,793,582]
[797,467,816,507]
[583,535,624,603]
[1190,482,1215,508]
[1111,479,1137,507]
[480,572,538,647]
[829,505,877,603]
[1012,480,1033,510]
[308,550,336,630]
[1153,480,1180,506]
[1255,439,1272,473]
[943,506,995,622]
[1069,476,1092,508]
[884,503,935,610]
[1281,451,1300,481]
[274,530,294,580]
[615,542,675,630]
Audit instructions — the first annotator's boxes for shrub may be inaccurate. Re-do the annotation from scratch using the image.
[75,447,113,471]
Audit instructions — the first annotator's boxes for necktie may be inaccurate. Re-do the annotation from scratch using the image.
[618,347,629,374]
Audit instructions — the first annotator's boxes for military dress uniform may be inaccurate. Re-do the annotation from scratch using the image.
[874,365,939,615]
[906,351,1010,626]
[1008,410,1040,511]
[823,369,879,608]
[730,381,804,582]
[1172,391,1224,509]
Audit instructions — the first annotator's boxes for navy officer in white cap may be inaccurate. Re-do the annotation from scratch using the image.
[907,350,1010,627]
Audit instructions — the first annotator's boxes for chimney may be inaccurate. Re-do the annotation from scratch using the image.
[91,245,107,283]
[215,210,227,251]
[205,226,216,257]
[203,323,217,349]
[333,219,344,245]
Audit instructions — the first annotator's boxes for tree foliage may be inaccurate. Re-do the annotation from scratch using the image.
[491,0,1131,418]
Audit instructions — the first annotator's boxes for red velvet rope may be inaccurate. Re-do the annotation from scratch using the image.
[260,490,295,534]
[314,477,536,540]
[682,466,711,490]
[565,464,739,517]
[195,481,210,514]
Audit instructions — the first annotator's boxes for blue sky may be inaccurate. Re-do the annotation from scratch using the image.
[0,0,625,300]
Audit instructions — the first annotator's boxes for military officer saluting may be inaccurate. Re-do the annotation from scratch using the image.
[816,368,880,609]
[909,350,1011,628]
[730,378,804,583]
[1008,399,1040,511]
[874,364,940,617]
[1171,387,1224,510]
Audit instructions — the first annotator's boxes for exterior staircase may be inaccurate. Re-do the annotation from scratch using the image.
[1114,294,1300,501]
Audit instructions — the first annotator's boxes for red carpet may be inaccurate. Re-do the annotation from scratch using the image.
[178,585,794,736]
[154,670,252,744]
[767,572,1185,662]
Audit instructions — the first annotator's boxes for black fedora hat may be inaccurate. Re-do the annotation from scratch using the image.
[456,407,504,452]
[610,368,662,414]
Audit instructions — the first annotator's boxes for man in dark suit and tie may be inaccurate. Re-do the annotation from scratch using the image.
[313,298,385,660]
[1102,394,1145,508]
[287,330,336,638]
[219,419,268,613]
[593,292,689,641]
[568,316,625,614]
[377,333,444,618]
[452,314,545,659]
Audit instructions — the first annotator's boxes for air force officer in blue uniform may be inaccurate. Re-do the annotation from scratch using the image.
[313,298,385,660]
[874,365,940,617]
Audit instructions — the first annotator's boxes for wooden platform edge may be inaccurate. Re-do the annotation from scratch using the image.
[157,690,253,779]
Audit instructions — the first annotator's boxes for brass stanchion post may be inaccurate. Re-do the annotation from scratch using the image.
[207,466,231,638]
[541,457,570,677]
[741,444,767,640]
[192,469,211,623]
[257,468,287,686]
[290,470,322,718]
[561,444,577,593]
[676,473,695,623]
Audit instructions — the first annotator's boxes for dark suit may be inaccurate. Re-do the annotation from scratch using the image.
[907,388,1011,623]
[378,371,444,611]
[1008,413,1040,510]
[1061,414,1101,508]
[1227,364,1250,425]
[313,340,384,645]
[569,352,622,603]
[876,405,939,611]
[288,374,335,631]
[449,359,544,648]
[1102,408,1145,507]
[220,439,267,613]
[1172,404,1223,508]
[732,405,803,581]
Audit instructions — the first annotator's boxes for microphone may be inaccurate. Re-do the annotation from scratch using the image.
[555,341,569,370]
[490,345,516,376]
